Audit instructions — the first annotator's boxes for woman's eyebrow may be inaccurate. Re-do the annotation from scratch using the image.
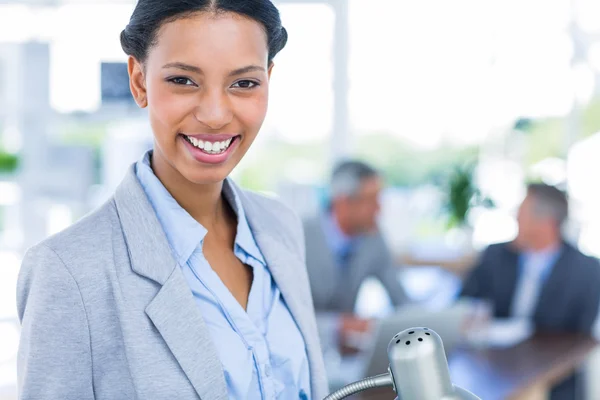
[162,63,265,77]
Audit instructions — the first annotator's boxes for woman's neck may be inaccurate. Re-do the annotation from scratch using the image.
[150,150,225,229]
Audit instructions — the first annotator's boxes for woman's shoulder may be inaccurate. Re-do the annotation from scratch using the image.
[25,198,119,270]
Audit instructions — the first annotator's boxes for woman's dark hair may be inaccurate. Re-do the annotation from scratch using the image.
[120,0,288,64]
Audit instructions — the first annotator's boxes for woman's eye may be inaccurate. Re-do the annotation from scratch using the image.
[232,80,259,89]
[169,77,195,86]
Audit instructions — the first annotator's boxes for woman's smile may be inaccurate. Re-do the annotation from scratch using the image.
[179,133,242,165]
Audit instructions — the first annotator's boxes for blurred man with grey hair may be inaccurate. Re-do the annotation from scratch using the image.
[303,160,408,353]
[461,183,600,400]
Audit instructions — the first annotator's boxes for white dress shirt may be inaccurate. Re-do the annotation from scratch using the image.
[511,246,561,318]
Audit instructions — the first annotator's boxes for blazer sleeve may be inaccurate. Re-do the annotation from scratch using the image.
[16,244,94,400]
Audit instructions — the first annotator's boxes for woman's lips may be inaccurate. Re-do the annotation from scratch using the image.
[180,133,241,165]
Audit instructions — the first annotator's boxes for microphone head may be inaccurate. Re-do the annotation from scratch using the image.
[388,327,480,400]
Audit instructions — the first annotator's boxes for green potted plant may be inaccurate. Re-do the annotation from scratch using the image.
[445,161,494,246]
[0,149,19,176]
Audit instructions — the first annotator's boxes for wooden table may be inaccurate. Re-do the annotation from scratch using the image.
[397,252,478,276]
[357,333,597,400]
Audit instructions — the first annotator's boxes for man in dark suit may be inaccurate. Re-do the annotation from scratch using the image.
[461,183,600,400]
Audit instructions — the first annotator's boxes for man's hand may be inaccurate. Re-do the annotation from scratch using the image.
[338,314,374,355]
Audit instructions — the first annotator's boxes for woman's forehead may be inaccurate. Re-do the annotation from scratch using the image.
[148,12,269,70]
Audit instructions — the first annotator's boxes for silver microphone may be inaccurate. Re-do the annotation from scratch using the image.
[324,327,480,400]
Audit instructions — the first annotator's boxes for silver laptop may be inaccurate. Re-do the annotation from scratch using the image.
[361,301,470,378]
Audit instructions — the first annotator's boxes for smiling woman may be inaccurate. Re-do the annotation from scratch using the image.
[122,3,283,187]
[16,1,328,400]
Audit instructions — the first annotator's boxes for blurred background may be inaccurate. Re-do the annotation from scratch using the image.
[2,0,600,399]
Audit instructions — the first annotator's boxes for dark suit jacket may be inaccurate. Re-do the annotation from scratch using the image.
[461,241,600,400]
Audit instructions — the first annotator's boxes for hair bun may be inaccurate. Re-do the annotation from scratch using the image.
[270,26,288,57]
[280,26,288,47]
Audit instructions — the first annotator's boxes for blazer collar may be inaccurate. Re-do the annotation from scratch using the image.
[114,163,176,285]
[114,164,229,400]
[534,243,572,320]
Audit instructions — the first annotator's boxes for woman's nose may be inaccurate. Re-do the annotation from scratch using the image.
[193,89,234,130]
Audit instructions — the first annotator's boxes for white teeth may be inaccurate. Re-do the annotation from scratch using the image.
[185,135,235,154]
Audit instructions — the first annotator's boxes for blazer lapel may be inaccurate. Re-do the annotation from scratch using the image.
[334,238,366,311]
[501,248,520,318]
[236,183,327,398]
[251,230,324,397]
[145,270,229,400]
[533,245,570,324]
[253,230,314,332]
[114,165,228,400]
[309,217,339,307]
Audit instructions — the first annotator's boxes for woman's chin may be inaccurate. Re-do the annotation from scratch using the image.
[179,163,234,186]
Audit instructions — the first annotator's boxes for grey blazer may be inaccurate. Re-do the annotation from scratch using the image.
[16,165,328,400]
[303,216,408,314]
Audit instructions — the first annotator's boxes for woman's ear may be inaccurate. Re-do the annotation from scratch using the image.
[128,56,148,108]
